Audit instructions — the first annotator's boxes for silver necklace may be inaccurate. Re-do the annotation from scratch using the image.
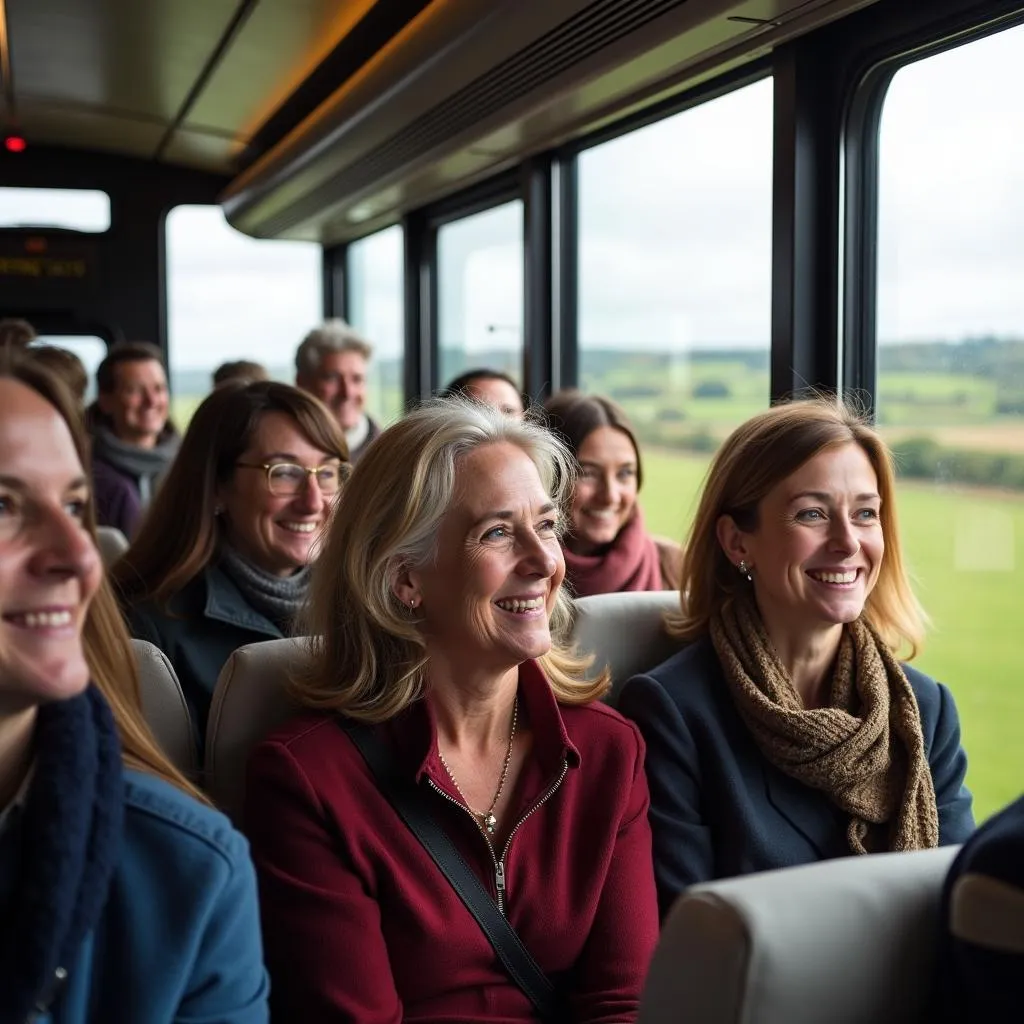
[437,695,518,835]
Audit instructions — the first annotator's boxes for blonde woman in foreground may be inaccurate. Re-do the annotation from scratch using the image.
[245,399,658,1023]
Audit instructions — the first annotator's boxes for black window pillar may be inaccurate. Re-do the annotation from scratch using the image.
[522,156,554,402]
[402,208,435,408]
[323,243,347,320]
[770,40,843,402]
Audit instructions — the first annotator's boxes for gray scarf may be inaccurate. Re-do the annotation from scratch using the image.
[218,545,311,635]
[91,426,179,505]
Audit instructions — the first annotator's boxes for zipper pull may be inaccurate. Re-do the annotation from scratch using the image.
[29,966,67,1020]
[495,860,506,896]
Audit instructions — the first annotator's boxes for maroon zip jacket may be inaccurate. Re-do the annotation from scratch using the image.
[244,660,658,1023]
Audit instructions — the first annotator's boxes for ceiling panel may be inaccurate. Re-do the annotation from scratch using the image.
[160,127,246,172]
[14,99,166,158]
[184,0,378,139]
[7,0,241,123]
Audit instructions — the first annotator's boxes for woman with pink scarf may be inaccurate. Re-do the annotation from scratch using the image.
[544,391,681,597]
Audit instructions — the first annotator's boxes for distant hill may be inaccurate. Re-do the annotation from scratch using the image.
[171,337,1024,399]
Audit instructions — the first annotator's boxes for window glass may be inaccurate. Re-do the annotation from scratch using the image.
[31,335,107,402]
[165,206,322,427]
[347,225,404,425]
[0,188,110,231]
[876,23,1024,820]
[437,201,524,393]
[577,78,774,546]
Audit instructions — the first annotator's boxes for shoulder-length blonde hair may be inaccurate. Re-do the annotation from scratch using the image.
[113,381,348,607]
[294,398,609,720]
[672,397,926,657]
[0,349,206,802]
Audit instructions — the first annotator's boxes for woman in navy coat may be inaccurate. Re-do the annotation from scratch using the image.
[618,398,975,918]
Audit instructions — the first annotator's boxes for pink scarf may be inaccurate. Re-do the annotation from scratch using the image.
[563,509,664,597]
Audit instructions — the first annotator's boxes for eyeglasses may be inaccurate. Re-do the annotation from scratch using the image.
[235,461,349,496]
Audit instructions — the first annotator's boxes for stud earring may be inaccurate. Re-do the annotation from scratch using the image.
[408,598,418,610]
[738,560,753,581]
[214,504,224,516]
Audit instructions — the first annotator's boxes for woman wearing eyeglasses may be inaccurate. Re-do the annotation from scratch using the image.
[112,381,349,754]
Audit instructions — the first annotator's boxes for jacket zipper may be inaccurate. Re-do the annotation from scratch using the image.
[427,757,568,915]
[28,966,67,1022]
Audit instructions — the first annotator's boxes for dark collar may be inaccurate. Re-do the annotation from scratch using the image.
[0,687,123,1022]
[202,564,284,638]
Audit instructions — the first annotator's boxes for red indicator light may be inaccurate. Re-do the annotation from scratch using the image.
[4,136,26,153]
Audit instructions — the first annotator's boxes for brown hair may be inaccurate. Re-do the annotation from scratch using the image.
[293,398,608,720]
[0,348,205,801]
[670,397,925,657]
[212,360,269,388]
[113,381,349,607]
[543,390,644,488]
[0,318,36,349]
[95,341,164,394]
[29,346,88,405]
[440,368,524,405]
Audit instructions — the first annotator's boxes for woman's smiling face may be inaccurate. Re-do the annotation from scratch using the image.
[568,427,639,555]
[720,442,885,639]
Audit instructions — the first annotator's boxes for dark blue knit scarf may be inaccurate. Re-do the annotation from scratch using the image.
[0,685,124,1024]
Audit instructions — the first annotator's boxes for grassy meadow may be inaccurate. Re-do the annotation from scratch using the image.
[640,449,1024,824]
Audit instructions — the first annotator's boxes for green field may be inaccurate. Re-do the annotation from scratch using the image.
[640,449,1024,824]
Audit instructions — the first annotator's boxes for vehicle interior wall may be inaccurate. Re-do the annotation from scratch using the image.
[0,147,227,350]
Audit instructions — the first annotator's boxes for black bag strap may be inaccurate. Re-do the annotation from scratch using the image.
[342,721,560,1023]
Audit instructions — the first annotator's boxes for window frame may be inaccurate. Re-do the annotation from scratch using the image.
[841,0,1024,411]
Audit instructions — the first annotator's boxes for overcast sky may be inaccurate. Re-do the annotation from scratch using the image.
[1,20,1021,381]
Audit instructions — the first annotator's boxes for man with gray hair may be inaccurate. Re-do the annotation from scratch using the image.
[295,318,381,462]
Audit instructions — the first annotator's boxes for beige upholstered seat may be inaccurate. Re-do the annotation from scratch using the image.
[569,590,681,705]
[205,637,307,824]
[640,845,960,1024]
[207,593,683,821]
[131,638,198,779]
[95,525,129,567]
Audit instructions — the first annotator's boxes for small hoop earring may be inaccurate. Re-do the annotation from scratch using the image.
[214,505,224,516]
[738,560,753,582]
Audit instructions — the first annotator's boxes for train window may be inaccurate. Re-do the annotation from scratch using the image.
[437,201,524,392]
[165,205,322,426]
[576,78,774,548]
[0,188,110,232]
[347,225,404,425]
[31,335,107,402]
[875,22,1024,820]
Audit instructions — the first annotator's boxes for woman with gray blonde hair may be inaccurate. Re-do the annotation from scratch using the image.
[245,399,658,1023]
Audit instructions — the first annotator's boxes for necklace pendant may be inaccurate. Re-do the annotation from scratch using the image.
[483,812,497,835]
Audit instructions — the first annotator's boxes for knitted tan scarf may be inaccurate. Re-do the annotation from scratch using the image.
[710,595,939,854]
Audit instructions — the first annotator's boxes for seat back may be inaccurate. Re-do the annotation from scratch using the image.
[206,593,681,819]
[205,637,307,824]
[95,525,129,567]
[640,845,960,1024]
[569,591,681,705]
[131,638,198,778]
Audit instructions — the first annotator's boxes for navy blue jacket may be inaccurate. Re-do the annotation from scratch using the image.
[618,636,975,916]
[930,793,1024,1022]
[0,769,268,1023]
[125,565,282,753]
